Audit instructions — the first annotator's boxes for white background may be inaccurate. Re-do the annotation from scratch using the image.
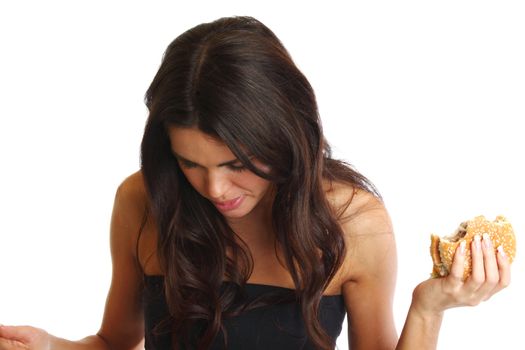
[1,1,523,349]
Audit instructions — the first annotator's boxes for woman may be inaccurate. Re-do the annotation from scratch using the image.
[0,16,510,350]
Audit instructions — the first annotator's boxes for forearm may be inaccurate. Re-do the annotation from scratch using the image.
[396,303,444,350]
[49,334,111,350]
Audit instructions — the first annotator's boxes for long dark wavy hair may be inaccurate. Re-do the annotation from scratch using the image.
[140,16,379,350]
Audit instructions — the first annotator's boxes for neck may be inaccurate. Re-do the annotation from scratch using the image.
[226,187,275,246]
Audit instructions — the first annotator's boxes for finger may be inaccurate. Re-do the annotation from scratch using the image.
[0,326,31,343]
[485,245,512,299]
[448,240,466,284]
[496,245,511,287]
[466,234,485,291]
[0,337,27,349]
[478,233,499,300]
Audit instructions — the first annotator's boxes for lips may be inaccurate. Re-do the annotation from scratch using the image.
[213,196,244,212]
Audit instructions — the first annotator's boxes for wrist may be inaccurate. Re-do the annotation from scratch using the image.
[410,279,447,319]
[410,280,446,319]
[47,334,61,350]
[408,300,444,323]
[398,298,444,349]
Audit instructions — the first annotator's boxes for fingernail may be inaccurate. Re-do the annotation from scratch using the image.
[474,234,481,251]
[497,245,507,258]
[482,233,492,249]
[459,241,466,255]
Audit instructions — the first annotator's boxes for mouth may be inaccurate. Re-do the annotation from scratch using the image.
[212,196,244,212]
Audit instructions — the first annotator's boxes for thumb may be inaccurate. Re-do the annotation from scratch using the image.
[0,325,34,342]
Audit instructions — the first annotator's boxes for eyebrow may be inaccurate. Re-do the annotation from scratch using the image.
[172,152,243,167]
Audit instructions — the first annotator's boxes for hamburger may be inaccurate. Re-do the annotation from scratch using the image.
[430,215,516,280]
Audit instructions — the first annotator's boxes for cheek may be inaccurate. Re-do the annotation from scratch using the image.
[233,172,271,193]
[180,169,205,192]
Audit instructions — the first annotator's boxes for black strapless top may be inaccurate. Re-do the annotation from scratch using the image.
[143,275,346,350]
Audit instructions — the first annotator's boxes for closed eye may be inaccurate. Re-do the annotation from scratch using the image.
[179,159,199,169]
[174,152,250,172]
[227,163,246,172]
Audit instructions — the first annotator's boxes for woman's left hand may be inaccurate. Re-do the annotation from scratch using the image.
[411,233,511,317]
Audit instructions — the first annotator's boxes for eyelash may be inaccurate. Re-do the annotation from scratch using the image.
[228,164,246,172]
[179,160,246,172]
[179,160,197,169]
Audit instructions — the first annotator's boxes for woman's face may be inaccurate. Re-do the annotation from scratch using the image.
[167,126,273,220]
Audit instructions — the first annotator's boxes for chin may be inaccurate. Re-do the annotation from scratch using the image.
[220,201,258,221]
[221,207,252,219]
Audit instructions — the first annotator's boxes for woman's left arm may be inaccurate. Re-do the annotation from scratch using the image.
[338,189,511,350]
[396,231,510,349]
[337,189,399,349]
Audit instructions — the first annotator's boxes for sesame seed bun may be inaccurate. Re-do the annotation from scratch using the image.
[430,215,516,280]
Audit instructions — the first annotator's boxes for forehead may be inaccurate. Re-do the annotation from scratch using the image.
[167,126,235,163]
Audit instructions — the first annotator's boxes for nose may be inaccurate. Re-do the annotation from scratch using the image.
[205,170,231,200]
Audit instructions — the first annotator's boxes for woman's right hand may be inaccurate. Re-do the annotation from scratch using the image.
[0,325,51,350]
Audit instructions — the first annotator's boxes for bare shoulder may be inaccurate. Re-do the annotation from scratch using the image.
[111,170,151,259]
[116,170,148,207]
[324,179,392,236]
[114,170,160,274]
[324,180,396,283]
[113,170,152,223]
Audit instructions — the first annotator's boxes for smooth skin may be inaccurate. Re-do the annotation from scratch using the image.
[0,128,511,350]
